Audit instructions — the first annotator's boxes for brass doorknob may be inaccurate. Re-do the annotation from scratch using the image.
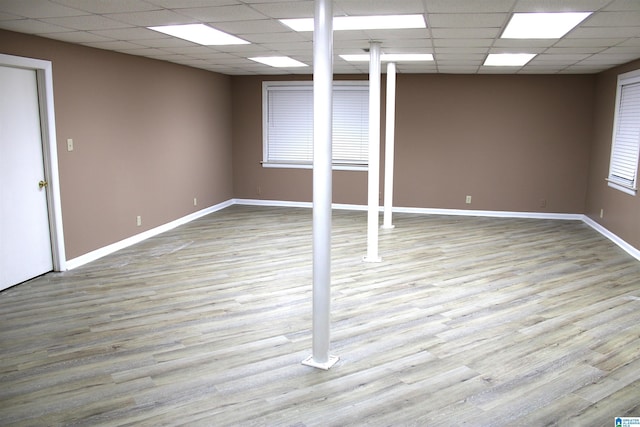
[38,180,48,189]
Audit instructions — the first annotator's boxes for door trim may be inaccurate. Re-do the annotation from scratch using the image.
[0,53,66,272]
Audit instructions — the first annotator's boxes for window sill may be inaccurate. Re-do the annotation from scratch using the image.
[607,179,637,196]
[262,162,368,172]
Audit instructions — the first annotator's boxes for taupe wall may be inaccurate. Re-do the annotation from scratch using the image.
[232,73,595,213]
[231,75,369,205]
[0,30,233,259]
[2,28,637,260]
[585,59,640,250]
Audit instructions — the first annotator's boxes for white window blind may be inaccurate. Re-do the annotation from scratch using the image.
[266,87,313,164]
[608,70,640,195]
[263,81,369,169]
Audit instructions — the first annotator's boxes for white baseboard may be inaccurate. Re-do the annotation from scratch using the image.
[65,198,639,269]
[232,198,368,211]
[65,199,234,270]
[390,205,583,221]
[232,198,312,209]
[233,199,638,261]
[581,215,640,262]
[233,199,582,220]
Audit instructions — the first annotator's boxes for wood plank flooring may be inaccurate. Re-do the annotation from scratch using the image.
[1,204,639,426]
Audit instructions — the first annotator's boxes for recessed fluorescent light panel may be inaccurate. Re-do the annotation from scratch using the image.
[249,56,308,68]
[280,14,426,32]
[340,53,433,62]
[501,12,592,39]
[148,24,249,45]
[483,53,536,67]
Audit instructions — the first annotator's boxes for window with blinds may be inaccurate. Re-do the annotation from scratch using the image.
[262,81,369,170]
[608,69,640,196]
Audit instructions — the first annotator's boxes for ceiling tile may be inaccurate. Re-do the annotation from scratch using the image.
[435,47,489,54]
[0,11,21,20]
[214,44,271,54]
[162,45,220,55]
[105,10,194,27]
[195,51,245,60]
[563,65,608,73]
[512,0,611,12]
[568,26,640,39]
[83,40,146,50]
[0,0,88,18]
[577,53,640,63]
[583,11,640,26]
[528,53,591,63]
[333,40,375,50]
[519,68,566,74]
[145,0,241,7]
[395,63,438,73]
[365,29,429,40]
[436,53,486,61]
[116,47,168,56]
[42,14,133,30]
[52,0,161,14]
[431,28,500,38]
[491,39,555,48]
[215,19,291,35]
[139,37,200,48]
[604,0,640,11]
[426,0,516,13]
[479,66,525,74]
[437,65,480,73]
[333,30,371,41]
[0,19,72,33]
[335,0,425,15]
[381,47,433,55]
[241,32,308,44]
[142,51,187,60]
[89,27,168,40]
[599,46,640,55]
[618,38,640,47]
[250,1,315,19]
[554,37,627,47]
[428,13,508,28]
[260,41,313,51]
[379,39,432,48]
[177,5,267,22]
[0,0,637,75]
[432,38,494,48]
[45,30,113,43]
[546,46,606,54]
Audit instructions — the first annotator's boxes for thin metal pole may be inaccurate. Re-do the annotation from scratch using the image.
[302,0,338,370]
[364,42,382,263]
[382,62,397,230]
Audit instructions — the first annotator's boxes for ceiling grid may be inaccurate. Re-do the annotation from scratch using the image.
[0,0,637,75]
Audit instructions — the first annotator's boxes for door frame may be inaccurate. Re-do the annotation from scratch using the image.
[0,53,66,272]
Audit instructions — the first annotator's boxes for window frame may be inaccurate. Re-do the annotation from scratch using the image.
[607,69,640,196]
[261,80,369,171]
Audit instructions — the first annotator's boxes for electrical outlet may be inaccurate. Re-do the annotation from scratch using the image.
[193,197,197,206]
[465,195,472,204]
[67,138,74,151]
[540,199,547,208]
[600,208,604,218]
[136,215,142,226]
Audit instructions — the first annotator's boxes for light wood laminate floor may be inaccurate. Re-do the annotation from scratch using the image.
[1,205,639,426]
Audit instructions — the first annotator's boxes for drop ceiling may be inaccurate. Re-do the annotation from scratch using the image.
[0,0,639,75]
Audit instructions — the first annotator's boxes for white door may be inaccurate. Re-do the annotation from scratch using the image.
[0,65,53,290]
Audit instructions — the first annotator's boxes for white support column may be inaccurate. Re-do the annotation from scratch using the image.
[364,42,382,263]
[302,0,338,370]
[382,62,397,230]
